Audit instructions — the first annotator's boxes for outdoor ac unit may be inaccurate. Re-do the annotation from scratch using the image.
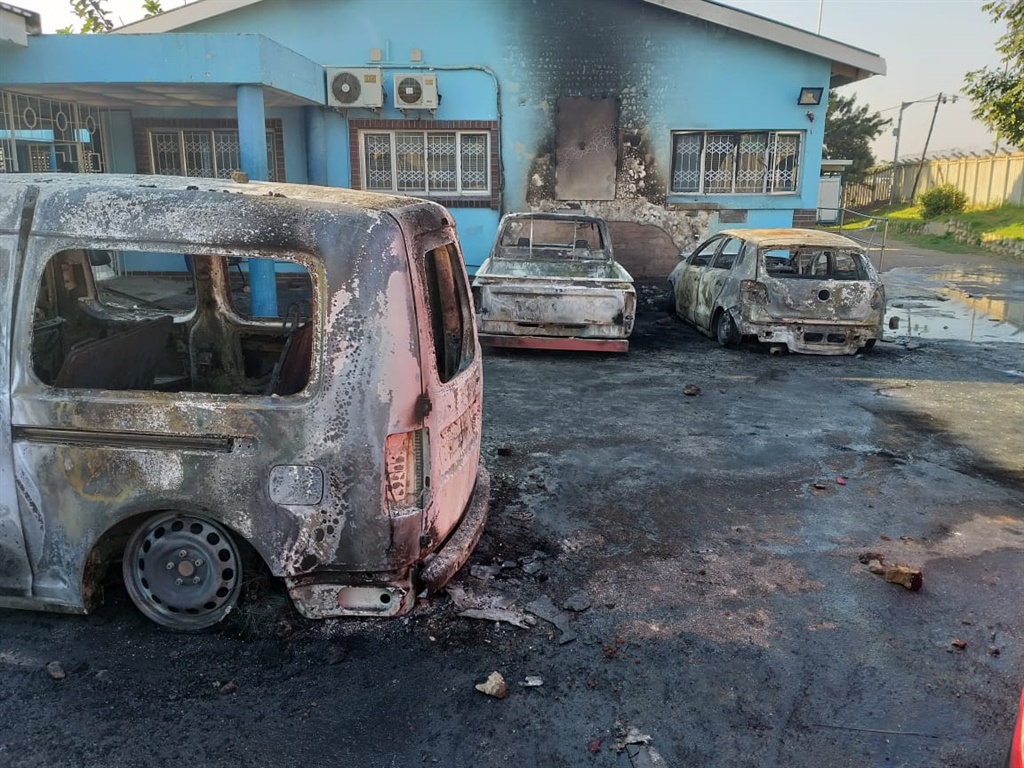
[326,68,384,109]
[393,74,439,110]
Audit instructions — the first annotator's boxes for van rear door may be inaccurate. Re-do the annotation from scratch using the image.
[410,228,482,550]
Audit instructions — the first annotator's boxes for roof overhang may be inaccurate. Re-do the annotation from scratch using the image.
[114,0,885,87]
[0,33,325,108]
[641,0,885,86]
[0,2,41,47]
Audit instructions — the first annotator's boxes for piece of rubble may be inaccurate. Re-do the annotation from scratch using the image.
[813,482,828,490]
[858,552,885,565]
[587,739,602,753]
[950,638,967,650]
[562,591,593,612]
[612,724,653,753]
[519,676,544,687]
[683,384,701,397]
[867,559,886,575]
[884,564,923,591]
[470,564,501,580]
[521,560,543,576]
[219,680,238,695]
[459,607,531,629]
[45,661,66,681]
[474,672,507,699]
[836,477,847,486]
[526,595,577,644]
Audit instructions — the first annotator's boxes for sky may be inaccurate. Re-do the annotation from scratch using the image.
[19,0,1007,163]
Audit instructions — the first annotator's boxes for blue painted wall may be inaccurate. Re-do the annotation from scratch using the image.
[170,0,835,267]
[2,0,849,271]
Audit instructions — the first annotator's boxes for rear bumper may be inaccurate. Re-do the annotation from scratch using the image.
[738,318,880,356]
[480,334,628,353]
[419,463,490,592]
[286,463,490,618]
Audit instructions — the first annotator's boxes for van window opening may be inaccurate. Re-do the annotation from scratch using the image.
[31,249,315,396]
[423,243,474,382]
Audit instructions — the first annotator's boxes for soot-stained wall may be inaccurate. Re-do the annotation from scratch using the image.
[500,0,831,274]
[176,0,833,275]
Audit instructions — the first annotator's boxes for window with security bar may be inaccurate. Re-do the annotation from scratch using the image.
[670,131,801,194]
[362,131,490,196]
[148,129,279,181]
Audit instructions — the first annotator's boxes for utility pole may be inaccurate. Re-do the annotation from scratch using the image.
[911,93,954,201]
[889,102,910,205]
[889,93,953,205]
[817,0,824,33]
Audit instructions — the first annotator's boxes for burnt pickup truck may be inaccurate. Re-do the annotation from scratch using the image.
[472,213,635,352]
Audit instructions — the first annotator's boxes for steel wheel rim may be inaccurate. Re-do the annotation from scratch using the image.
[123,513,242,631]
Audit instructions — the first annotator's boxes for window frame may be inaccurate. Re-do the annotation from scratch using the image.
[669,130,803,196]
[359,130,492,197]
[146,128,280,181]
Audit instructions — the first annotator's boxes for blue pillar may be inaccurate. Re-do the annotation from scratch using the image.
[237,84,277,317]
[305,106,328,187]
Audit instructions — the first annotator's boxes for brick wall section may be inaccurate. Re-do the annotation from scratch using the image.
[792,209,817,228]
[132,118,286,181]
[607,222,679,278]
[349,119,500,209]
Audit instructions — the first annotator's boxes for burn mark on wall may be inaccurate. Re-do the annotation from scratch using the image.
[509,0,717,270]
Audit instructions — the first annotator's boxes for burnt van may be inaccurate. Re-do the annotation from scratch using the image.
[0,174,487,630]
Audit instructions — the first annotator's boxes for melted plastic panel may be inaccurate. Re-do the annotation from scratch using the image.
[31,249,314,396]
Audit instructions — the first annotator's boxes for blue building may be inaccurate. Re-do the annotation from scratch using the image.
[0,0,884,277]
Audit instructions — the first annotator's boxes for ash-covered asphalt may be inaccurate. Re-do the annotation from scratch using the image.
[1,286,1022,768]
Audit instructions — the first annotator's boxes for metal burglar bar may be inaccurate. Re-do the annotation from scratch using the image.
[362,130,491,195]
[671,130,802,194]
[0,89,110,174]
[148,129,278,180]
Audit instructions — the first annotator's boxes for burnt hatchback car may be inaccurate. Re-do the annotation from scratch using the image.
[472,213,635,352]
[0,174,487,630]
[667,228,888,355]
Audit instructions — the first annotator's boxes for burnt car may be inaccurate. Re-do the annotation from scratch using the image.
[0,174,487,630]
[667,228,888,355]
[472,212,635,352]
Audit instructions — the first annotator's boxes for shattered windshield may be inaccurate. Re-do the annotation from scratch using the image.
[496,218,608,260]
[762,247,870,281]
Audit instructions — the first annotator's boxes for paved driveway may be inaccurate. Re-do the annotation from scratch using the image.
[0,281,1021,768]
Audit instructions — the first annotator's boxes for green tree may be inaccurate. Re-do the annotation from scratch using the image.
[822,92,890,183]
[964,1,1024,147]
[58,0,165,33]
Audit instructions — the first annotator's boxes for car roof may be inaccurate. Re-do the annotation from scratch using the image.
[718,228,863,249]
[0,173,442,217]
[501,212,606,226]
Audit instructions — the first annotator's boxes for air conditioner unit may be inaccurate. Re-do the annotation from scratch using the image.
[326,67,384,109]
[393,73,439,110]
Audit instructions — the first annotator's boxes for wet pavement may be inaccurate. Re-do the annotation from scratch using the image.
[880,240,1024,346]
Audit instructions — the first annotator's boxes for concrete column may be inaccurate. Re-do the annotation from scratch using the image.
[305,106,328,187]
[236,84,277,317]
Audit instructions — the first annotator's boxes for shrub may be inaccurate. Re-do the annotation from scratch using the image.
[919,185,968,219]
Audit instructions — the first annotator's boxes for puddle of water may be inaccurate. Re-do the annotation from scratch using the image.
[884,265,1024,343]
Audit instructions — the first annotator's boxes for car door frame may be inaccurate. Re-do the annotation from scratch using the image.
[677,236,724,325]
[0,191,33,599]
[694,236,744,330]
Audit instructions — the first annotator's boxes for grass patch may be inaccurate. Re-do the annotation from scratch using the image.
[886,232,981,254]
[840,203,1023,242]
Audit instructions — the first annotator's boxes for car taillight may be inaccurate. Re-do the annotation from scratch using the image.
[384,429,430,510]
[871,286,886,309]
[740,280,768,304]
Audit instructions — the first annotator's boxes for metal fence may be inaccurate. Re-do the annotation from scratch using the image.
[844,150,1024,209]
[0,89,110,174]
